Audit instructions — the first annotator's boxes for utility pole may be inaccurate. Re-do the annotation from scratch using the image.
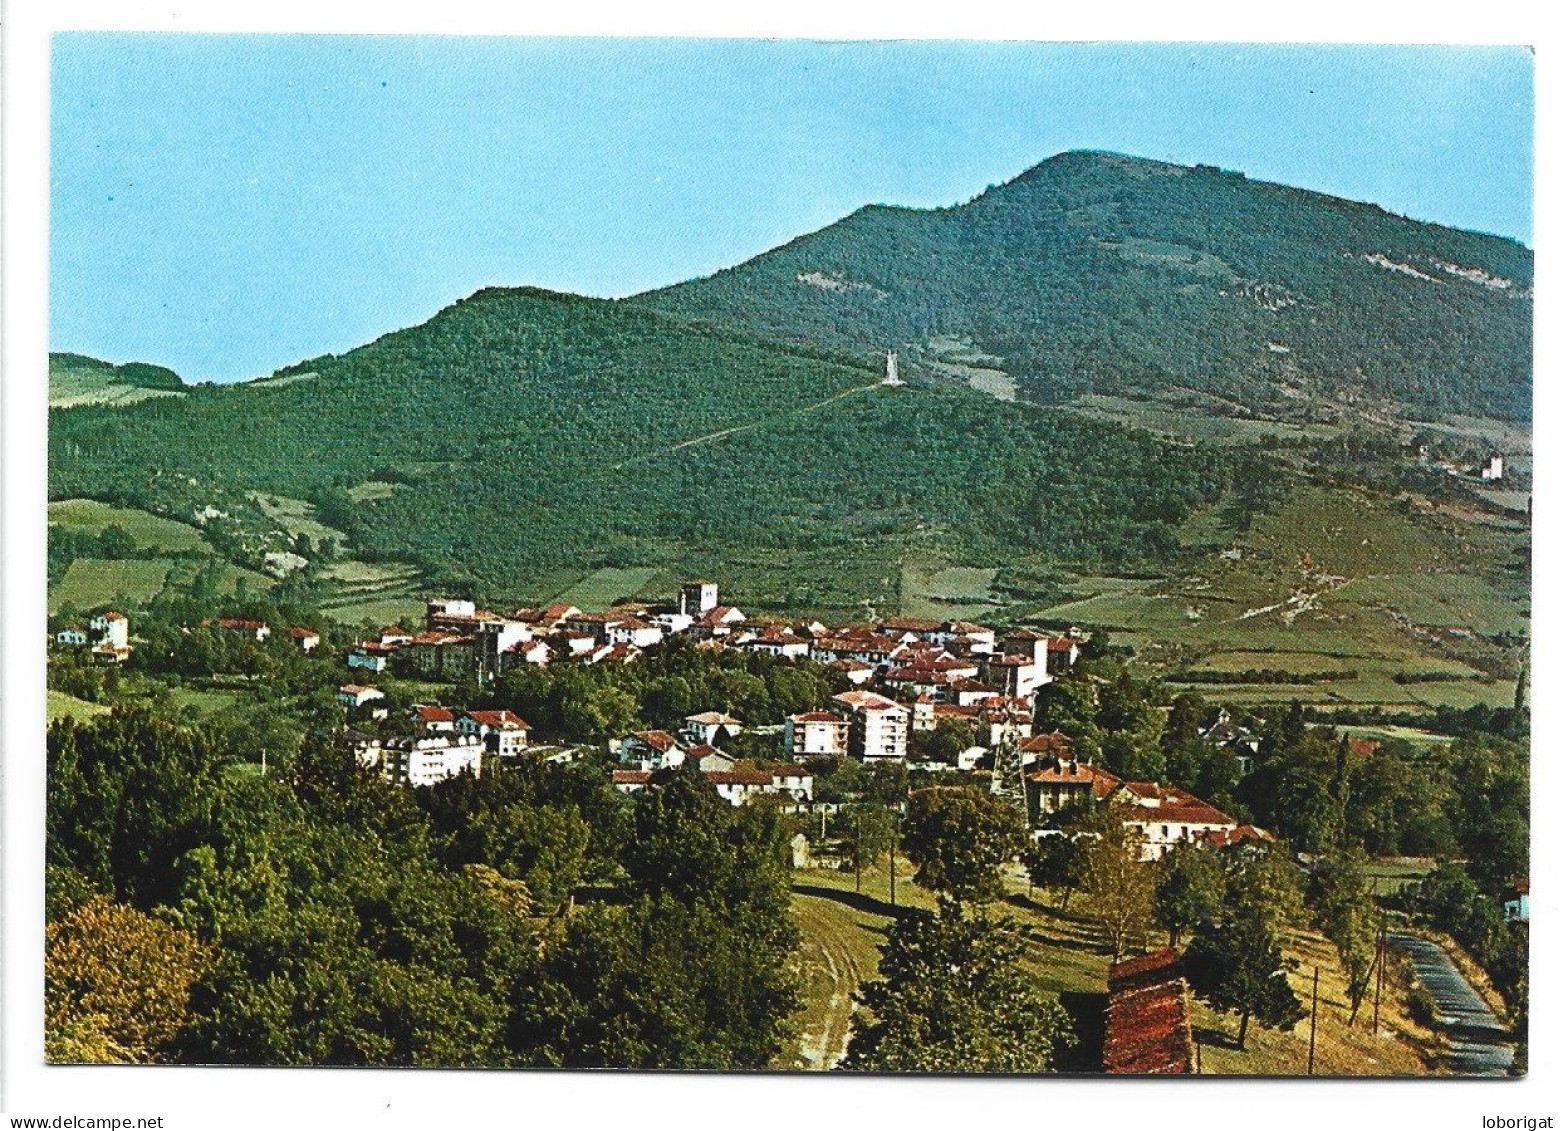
[889,823,897,909]
[1373,918,1386,1036]
[1308,965,1320,1075]
[854,811,862,894]
[260,747,267,776]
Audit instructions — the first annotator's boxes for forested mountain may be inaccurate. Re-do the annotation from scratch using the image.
[50,352,187,408]
[49,287,1237,604]
[637,150,1532,420]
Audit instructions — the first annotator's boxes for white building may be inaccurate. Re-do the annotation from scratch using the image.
[459,709,530,757]
[682,711,744,746]
[338,684,386,709]
[1115,781,1240,861]
[833,690,911,761]
[381,733,484,787]
[90,611,131,649]
[1481,455,1505,481]
[783,711,850,757]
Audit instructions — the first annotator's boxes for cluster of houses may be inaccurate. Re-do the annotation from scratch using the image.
[340,698,533,787]
[327,581,1270,858]
[341,582,1084,697]
[53,610,133,664]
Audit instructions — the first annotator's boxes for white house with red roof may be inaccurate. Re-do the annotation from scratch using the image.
[617,729,685,768]
[289,626,322,653]
[1115,781,1241,861]
[338,684,387,709]
[459,709,530,756]
[412,704,457,732]
[682,711,744,746]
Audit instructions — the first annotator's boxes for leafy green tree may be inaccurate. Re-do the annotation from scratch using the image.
[901,787,1027,904]
[46,897,214,1063]
[1183,911,1305,1050]
[836,803,897,874]
[1307,851,1378,1024]
[1026,834,1087,911]
[842,903,1075,1073]
[1079,807,1155,960]
[1153,843,1226,947]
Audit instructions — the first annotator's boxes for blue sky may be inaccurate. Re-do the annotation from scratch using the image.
[51,36,1533,383]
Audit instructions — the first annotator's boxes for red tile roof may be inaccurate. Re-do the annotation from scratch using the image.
[790,711,846,724]
[1104,949,1193,1075]
[415,705,456,723]
[466,709,529,730]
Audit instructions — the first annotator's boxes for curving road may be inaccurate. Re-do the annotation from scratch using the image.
[1389,932,1515,1076]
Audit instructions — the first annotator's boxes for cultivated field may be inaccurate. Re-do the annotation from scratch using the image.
[49,498,208,553]
[49,557,174,615]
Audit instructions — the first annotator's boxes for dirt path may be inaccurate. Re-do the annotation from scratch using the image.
[613,382,885,471]
[792,892,868,1070]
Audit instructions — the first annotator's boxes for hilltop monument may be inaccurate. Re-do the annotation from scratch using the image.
[881,349,905,387]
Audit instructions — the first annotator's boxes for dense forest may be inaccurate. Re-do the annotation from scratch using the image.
[639,150,1532,420]
[49,288,1238,601]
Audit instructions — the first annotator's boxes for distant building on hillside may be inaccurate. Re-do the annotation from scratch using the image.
[1481,454,1505,481]
[679,580,720,618]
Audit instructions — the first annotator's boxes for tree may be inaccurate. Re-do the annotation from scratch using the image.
[1307,851,1377,1025]
[1153,844,1226,947]
[1026,834,1087,911]
[842,903,1075,1073]
[1183,911,1305,1050]
[46,897,214,1063]
[836,803,897,875]
[1079,807,1155,960]
[901,787,1027,904]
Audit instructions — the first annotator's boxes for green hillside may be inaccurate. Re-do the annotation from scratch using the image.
[48,288,1235,609]
[49,352,186,408]
[638,150,1531,421]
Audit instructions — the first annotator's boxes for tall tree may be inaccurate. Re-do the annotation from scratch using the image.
[1079,807,1155,960]
[1153,843,1226,947]
[1183,911,1305,1050]
[46,897,214,1063]
[842,903,1074,1073]
[901,787,1028,904]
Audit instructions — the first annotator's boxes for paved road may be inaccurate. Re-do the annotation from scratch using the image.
[1389,932,1515,1076]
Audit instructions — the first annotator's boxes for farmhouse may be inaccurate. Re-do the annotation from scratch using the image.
[289,626,322,652]
[682,711,744,747]
[611,761,813,807]
[338,684,386,709]
[1116,781,1240,861]
[1025,757,1122,820]
[208,617,271,642]
[1103,948,1193,1075]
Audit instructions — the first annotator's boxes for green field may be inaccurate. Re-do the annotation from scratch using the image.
[320,594,429,628]
[46,690,109,723]
[1025,483,1527,713]
[248,492,346,544]
[49,499,208,553]
[898,562,1002,620]
[554,567,668,612]
[49,557,173,615]
[782,858,1434,1075]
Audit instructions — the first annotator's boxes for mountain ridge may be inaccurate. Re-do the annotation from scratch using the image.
[635,149,1531,421]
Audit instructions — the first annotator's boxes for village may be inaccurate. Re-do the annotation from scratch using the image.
[55,578,1289,868]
